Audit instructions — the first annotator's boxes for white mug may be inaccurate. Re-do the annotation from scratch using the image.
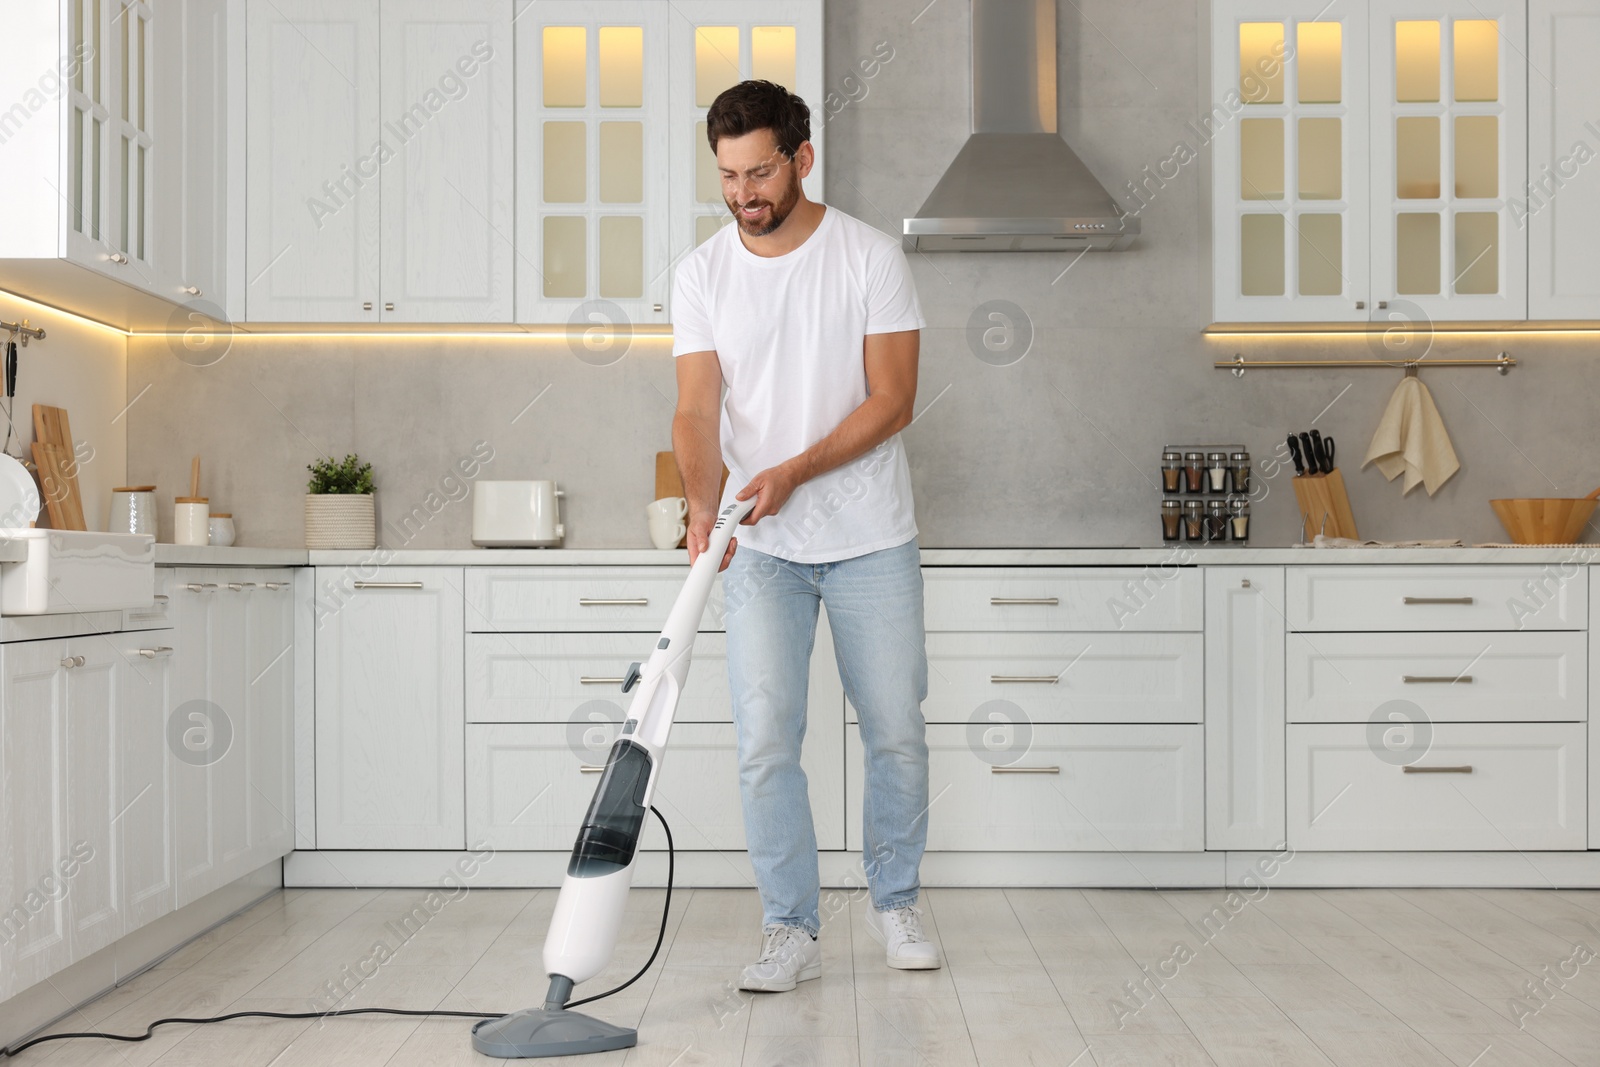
[646,496,689,522]
[648,516,687,550]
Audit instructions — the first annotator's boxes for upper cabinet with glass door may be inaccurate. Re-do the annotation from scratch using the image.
[667,1,824,270]
[1369,1,1526,321]
[1213,0,1369,323]
[515,2,670,326]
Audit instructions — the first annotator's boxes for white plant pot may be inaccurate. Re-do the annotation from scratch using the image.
[305,494,376,550]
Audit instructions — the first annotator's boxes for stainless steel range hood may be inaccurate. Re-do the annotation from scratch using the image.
[903,0,1139,252]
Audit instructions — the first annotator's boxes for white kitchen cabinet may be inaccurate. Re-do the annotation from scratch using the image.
[246,0,512,323]
[667,1,824,264]
[61,638,123,963]
[515,0,671,326]
[1368,0,1526,321]
[849,723,1205,852]
[379,0,513,323]
[467,567,726,633]
[1287,722,1586,850]
[245,0,381,322]
[1287,565,1586,631]
[1212,0,1527,323]
[1528,0,1600,319]
[151,0,236,312]
[921,567,1203,632]
[116,629,178,933]
[315,567,465,849]
[0,641,72,1001]
[1212,0,1370,322]
[1205,567,1286,851]
[165,567,296,904]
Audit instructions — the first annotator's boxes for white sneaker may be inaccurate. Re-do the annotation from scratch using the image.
[738,923,822,992]
[865,905,942,970]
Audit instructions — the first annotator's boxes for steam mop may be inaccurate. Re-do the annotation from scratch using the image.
[471,496,756,1058]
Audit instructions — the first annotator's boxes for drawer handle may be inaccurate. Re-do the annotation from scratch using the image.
[580,676,627,685]
[991,766,1061,774]
[579,598,649,607]
[990,675,1059,685]
[1403,596,1475,605]
[990,597,1059,606]
[1402,765,1473,774]
[579,765,605,774]
[1402,675,1474,685]
[227,581,256,591]
[152,594,169,602]
[263,581,288,590]
[186,582,217,592]
[353,581,424,590]
[138,646,174,659]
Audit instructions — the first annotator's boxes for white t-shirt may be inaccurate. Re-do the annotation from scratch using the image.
[671,205,925,564]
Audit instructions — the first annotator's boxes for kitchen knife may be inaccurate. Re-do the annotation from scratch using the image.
[1298,433,1316,476]
[4,340,15,398]
[1286,434,1305,476]
[1320,436,1336,473]
[1309,430,1327,473]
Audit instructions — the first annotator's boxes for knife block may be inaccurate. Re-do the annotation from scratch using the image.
[1292,468,1359,541]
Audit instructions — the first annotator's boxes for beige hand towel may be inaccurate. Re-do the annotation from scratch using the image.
[1362,376,1460,496]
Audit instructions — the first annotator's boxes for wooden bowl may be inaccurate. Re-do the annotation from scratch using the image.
[1490,496,1599,544]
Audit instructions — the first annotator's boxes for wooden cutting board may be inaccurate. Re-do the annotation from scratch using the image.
[32,405,86,530]
[654,452,730,547]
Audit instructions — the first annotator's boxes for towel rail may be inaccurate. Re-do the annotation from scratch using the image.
[1216,352,1515,376]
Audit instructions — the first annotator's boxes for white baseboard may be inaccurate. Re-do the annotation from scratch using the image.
[0,861,283,1051]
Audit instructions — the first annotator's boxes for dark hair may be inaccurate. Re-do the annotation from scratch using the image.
[705,80,810,158]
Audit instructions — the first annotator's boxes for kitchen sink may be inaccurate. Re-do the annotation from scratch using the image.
[0,529,156,615]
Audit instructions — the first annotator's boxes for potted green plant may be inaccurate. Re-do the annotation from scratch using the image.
[304,454,376,549]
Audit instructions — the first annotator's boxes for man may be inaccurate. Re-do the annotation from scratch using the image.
[670,79,939,994]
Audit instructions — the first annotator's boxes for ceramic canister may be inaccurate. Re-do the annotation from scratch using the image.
[208,513,235,547]
[174,497,209,546]
[109,486,158,536]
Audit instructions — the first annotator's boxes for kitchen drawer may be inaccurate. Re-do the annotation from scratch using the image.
[1286,723,1587,850]
[468,633,732,723]
[465,722,842,850]
[123,568,177,631]
[847,723,1203,852]
[922,568,1202,632]
[1288,631,1587,723]
[847,632,1203,725]
[466,568,723,633]
[1287,566,1586,632]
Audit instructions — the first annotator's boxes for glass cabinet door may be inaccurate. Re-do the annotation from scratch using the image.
[65,0,113,263]
[515,2,669,325]
[1213,0,1369,323]
[667,2,824,272]
[1369,2,1526,320]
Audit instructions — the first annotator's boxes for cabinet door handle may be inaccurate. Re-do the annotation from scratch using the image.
[182,285,201,296]
[578,597,649,607]
[1402,675,1474,684]
[363,301,373,311]
[1402,765,1473,774]
[1403,596,1474,605]
[990,675,1059,684]
[109,252,129,264]
[579,765,605,774]
[990,597,1059,606]
[153,594,169,602]
[991,766,1060,775]
[384,302,395,311]
[353,581,424,590]
[138,646,175,659]
[579,676,627,685]
[186,582,217,592]
[60,655,85,669]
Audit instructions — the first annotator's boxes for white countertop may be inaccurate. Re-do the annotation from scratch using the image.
[151,543,1600,567]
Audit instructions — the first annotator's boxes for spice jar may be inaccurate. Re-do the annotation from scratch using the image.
[1182,499,1205,541]
[1230,497,1251,541]
[1206,451,1230,493]
[1183,452,1205,494]
[1205,499,1230,541]
[1161,500,1182,541]
[1229,451,1251,495]
[1161,450,1183,495]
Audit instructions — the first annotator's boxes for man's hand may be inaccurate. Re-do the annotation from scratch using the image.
[686,512,738,571]
[735,461,804,525]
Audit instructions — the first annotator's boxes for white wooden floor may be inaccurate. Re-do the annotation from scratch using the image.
[13,885,1600,1065]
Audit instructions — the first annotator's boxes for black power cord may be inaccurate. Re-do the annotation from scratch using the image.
[2,807,676,1059]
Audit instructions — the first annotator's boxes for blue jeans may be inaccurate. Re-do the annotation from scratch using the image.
[722,538,930,937]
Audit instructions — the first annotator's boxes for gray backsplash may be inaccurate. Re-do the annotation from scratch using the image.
[126,0,1600,550]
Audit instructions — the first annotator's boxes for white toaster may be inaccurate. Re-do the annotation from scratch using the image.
[472,480,565,547]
